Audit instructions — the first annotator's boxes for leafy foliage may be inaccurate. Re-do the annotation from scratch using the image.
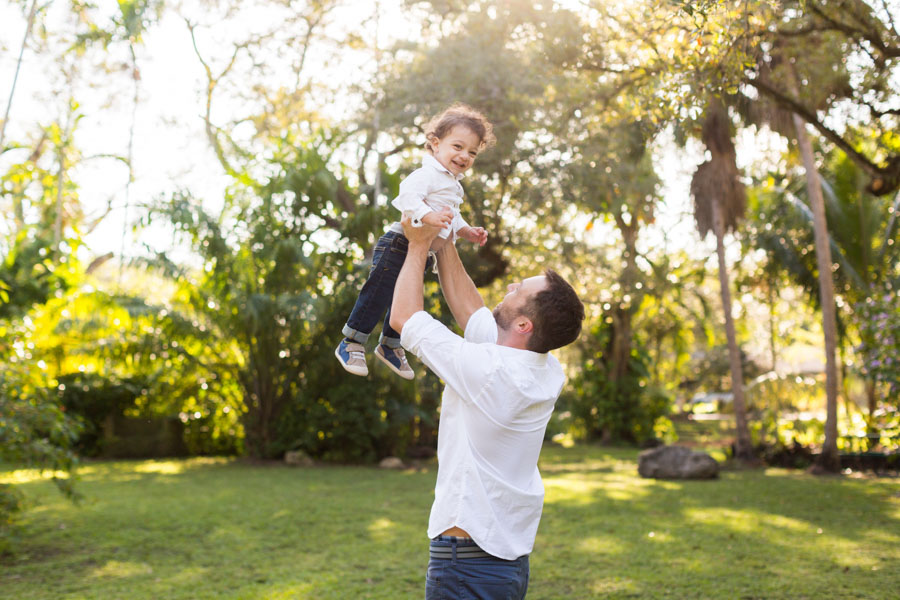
[855,289,900,398]
[0,351,82,553]
[563,316,669,444]
[745,153,900,357]
[140,134,427,459]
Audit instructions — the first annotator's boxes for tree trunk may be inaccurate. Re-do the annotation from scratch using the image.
[610,216,639,383]
[791,112,841,473]
[119,43,140,287]
[54,126,68,249]
[767,276,777,371]
[712,199,754,461]
[865,379,878,436]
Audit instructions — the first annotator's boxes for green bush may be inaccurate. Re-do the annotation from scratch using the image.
[272,280,427,462]
[57,371,241,458]
[56,372,140,456]
[563,320,671,444]
[0,484,24,554]
[0,365,82,553]
[856,289,900,398]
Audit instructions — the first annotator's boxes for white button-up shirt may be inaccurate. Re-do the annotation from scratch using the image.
[401,306,565,560]
[388,155,470,240]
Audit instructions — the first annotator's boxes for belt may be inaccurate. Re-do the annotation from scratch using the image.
[429,545,494,560]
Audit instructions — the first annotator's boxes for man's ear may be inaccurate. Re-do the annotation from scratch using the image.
[516,318,534,335]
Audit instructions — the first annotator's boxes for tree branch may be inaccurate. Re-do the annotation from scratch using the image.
[745,76,881,176]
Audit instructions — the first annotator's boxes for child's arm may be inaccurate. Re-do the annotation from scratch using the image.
[456,226,488,246]
[453,214,488,246]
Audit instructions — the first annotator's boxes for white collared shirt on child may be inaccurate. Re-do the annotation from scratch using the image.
[388,154,470,240]
[401,306,566,560]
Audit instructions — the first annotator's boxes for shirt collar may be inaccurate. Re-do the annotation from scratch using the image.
[423,154,465,181]
[499,345,550,366]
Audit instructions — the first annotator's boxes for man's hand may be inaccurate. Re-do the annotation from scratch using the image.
[420,209,453,230]
[457,225,488,247]
[404,207,450,246]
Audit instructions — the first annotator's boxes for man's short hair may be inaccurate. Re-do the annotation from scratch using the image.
[523,269,585,353]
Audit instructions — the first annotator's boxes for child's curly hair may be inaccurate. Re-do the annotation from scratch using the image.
[424,103,497,153]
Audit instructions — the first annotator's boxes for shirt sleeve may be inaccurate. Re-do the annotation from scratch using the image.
[451,212,469,234]
[391,168,434,223]
[401,311,495,400]
[464,307,499,344]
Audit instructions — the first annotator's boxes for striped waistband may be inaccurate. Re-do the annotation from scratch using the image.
[429,535,494,560]
[429,546,493,560]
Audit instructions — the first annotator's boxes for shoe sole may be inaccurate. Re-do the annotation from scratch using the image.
[375,347,415,380]
[335,347,368,377]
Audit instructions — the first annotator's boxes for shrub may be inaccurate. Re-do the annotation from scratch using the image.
[0,364,82,553]
[563,320,671,444]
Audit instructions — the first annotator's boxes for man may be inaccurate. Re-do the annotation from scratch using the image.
[389,209,585,599]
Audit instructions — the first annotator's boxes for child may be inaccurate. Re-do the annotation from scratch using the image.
[335,103,496,379]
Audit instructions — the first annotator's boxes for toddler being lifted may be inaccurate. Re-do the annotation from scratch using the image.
[335,103,496,379]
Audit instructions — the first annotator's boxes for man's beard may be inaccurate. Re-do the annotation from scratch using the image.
[492,303,515,331]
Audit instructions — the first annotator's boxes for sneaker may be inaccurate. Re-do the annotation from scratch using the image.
[375,344,414,380]
[335,339,368,376]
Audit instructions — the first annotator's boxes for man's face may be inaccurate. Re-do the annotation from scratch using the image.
[492,275,548,331]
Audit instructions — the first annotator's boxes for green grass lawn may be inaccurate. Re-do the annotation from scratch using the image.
[2,445,899,599]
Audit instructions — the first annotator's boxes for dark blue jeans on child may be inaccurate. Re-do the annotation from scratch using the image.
[342,230,434,348]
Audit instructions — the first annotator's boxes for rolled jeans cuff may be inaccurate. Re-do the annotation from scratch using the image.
[342,324,370,344]
[378,334,402,349]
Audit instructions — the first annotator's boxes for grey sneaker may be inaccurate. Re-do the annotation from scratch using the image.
[375,344,414,380]
[335,338,368,376]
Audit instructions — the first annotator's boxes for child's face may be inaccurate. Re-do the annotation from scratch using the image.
[431,125,481,176]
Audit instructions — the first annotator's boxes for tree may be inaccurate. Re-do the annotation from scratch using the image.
[0,146,84,553]
[663,0,898,471]
[667,0,900,196]
[140,132,425,459]
[72,0,164,282]
[0,0,42,152]
[742,0,900,197]
[791,104,841,472]
[746,151,900,436]
[554,120,665,442]
[690,98,755,462]
[373,0,581,286]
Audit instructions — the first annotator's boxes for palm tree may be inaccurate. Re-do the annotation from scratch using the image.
[747,152,900,438]
[790,113,841,471]
[690,99,755,462]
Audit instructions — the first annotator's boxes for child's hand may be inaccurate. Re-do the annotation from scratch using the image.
[458,226,488,247]
[421,209,453,229]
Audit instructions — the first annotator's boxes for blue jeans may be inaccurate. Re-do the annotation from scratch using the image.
[342,231,434,348]
[426,536,530,600]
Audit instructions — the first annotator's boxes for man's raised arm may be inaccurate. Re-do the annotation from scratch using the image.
[388,212,446,334]
[435,241,485,332]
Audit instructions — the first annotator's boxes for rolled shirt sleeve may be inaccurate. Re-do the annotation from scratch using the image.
[391,169,434,224]
[400,311,494,401]
[451,213,469,236]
